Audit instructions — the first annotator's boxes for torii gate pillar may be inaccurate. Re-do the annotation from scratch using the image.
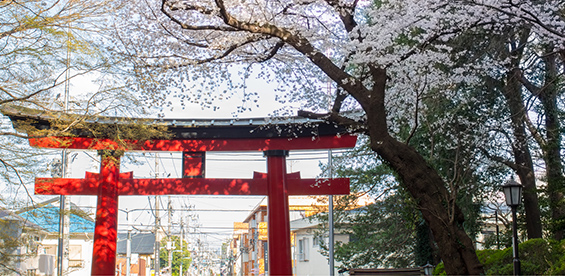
[264,150,292,275]
[91,150,122,276]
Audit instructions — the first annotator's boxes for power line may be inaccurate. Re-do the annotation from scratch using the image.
[72,206,260,213]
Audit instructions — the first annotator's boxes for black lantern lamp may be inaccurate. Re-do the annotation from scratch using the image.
[423,263,434,276]
[503,179,523,207]
[502,178,522,276]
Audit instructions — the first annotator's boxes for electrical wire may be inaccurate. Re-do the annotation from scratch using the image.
[169,152,180,178]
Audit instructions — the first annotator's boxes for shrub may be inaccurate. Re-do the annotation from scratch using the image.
[433,239,565,275]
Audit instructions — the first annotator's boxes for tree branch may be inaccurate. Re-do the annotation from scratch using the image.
[523,104,546,148]
[257,40,285,63]
[213,0,371,109]
[479,147,517,170]
[331,87,348,114]
[472,1,565,39]
[297,110,366,133]
[519,73,541,95]
[161,0,238,31]
[324,0,359,32]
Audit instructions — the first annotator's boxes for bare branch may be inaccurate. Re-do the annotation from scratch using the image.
[479,146,517,171]
[142,34,272,68]
[523,104,546,148]
[405,83,425,145]
[161,0,238,31]
[257,40,285,63]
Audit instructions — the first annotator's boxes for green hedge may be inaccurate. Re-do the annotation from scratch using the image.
[434,239,565,275]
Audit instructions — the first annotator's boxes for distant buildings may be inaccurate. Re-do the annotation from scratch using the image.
[229,195,372,276]
[0,206,46,275]
[0,198,161,276]
[116,232,156,276]
[290,215,349,276]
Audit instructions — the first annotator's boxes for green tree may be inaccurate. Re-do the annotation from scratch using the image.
[314,141,421,269]
[159,236,191,276]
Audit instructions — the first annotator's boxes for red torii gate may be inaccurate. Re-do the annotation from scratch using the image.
[3,107,356,276]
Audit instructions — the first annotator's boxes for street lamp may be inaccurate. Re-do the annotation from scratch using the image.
[423,263,434,276]
[502,179,522,276]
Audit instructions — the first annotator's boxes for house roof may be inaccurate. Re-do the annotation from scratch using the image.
[289,203,374,231]
[15,197,95,233]
[116,232,155,255]
[0,207,44,235]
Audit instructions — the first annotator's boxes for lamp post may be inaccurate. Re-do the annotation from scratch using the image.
[423,263,434,276]
[502,179,522,276]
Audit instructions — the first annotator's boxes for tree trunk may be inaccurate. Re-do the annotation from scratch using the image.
[363,68,484,275]
[503,68,543,239]
[369,132,483,274]
[538,50,565,240]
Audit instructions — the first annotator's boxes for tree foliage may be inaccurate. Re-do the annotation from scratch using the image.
[0,0,147,273]
[159,235,191,276]
[0,0,121,109]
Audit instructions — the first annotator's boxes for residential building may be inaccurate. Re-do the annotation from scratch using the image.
[16,197,95,276]
[116,232,156,276]
[291,216,349,276]
[0,207,47,275]
[230,195,372,276]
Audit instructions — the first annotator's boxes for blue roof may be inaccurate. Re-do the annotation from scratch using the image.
[18,205,94,233]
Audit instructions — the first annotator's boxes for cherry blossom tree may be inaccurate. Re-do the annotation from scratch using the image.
[112,0,565,274]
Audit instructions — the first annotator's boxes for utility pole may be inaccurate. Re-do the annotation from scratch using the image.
[328,149,335,276]
[155,154,161,276]
[155,196,161,276]
[57,150,69,276]
[168,196,173,274]
[126,209,132,276]
[57,20,72,276]
[180,218,184,276]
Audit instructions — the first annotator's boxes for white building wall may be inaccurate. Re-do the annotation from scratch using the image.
[67,238,93,276]
[37,235,93,276]
[292,228,348,276]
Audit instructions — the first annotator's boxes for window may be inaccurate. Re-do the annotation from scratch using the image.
[313,236,321,248]
[44,246,56,256]
[298,238,309,262]
[69,245,83,268]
